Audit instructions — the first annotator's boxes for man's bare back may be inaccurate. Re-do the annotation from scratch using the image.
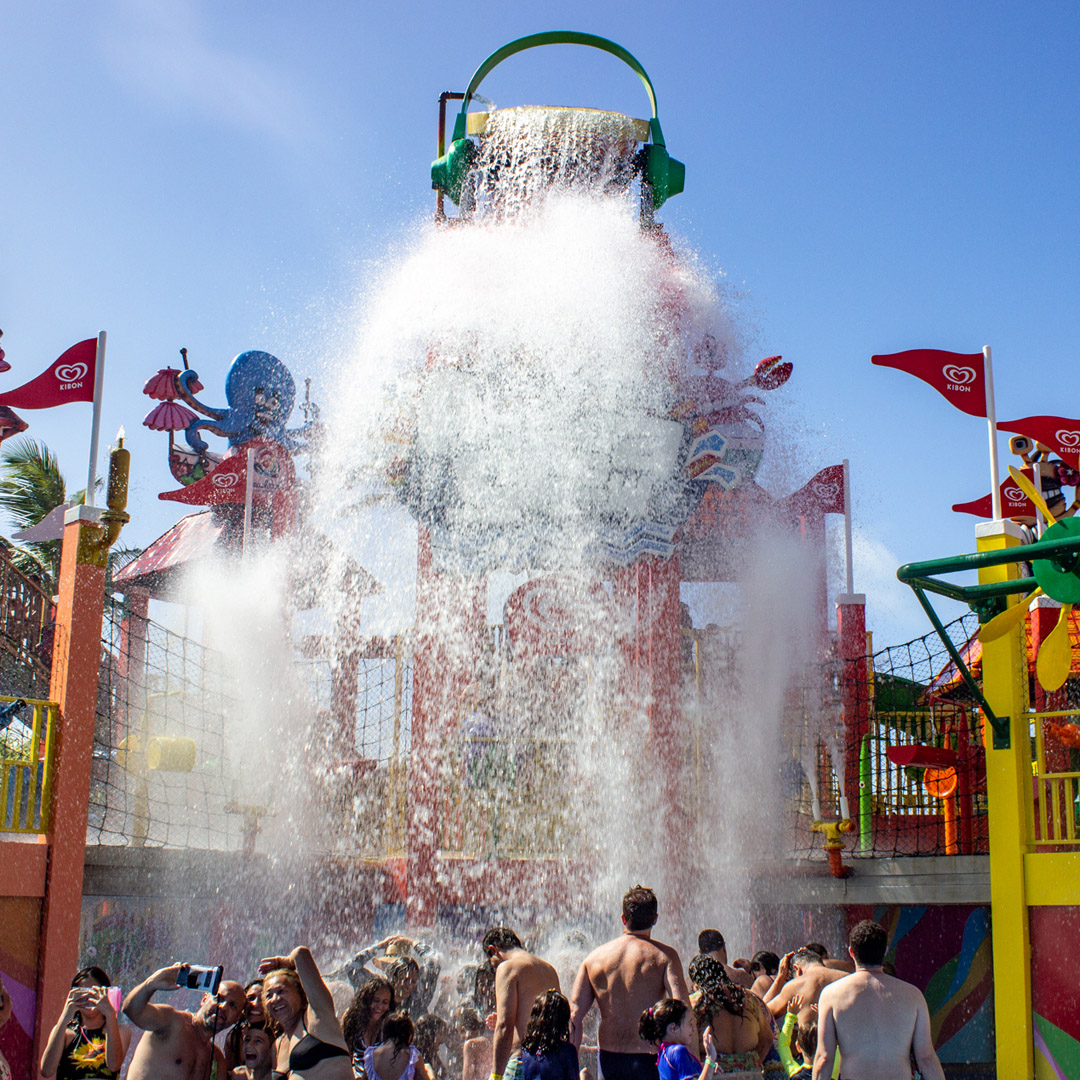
[814,970,944,1080]
[570,933,688,1054]
[491,947,559,1075]
[766,955,846,1025]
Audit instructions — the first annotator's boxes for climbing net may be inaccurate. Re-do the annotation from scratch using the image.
[87,603,412,855]
[788,612,988,861]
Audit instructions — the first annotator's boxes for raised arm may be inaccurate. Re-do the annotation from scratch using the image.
[123,965,184,1035]
[568,961,595,1049]
[491,964,518,1077]
[260,948,340,1030]
[911,992,946,1080]
[763,953,793,1005]
[40,987,80,1076]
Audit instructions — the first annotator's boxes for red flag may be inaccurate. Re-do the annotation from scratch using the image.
[953,468,1036,522]
[871,349,986,418]
[0,338,96,409]
[787,464,846,515]
[997,415,1080,465]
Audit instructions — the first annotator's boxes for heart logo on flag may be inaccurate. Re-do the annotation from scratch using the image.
[812,482,840,499]
[1056,430,1080,448]
[55,363,88,382]
[1004,487,1026,502]
[942,365,976,385]
[211,472,241,489]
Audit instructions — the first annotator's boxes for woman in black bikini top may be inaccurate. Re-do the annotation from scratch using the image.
[259,948,352,1080]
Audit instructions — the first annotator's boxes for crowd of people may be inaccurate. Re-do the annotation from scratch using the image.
[33,885,945,1080]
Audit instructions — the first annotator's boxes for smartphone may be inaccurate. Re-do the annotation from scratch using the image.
[106,986,123,1012]
[177,965,223,995]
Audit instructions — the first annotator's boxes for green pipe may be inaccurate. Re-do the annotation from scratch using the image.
[858,732,872,852]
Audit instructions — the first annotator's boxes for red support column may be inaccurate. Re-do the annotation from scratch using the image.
[614,555,686,919]
[34,508,110,1067]
[835,594,868,830]
[407,529,486,927]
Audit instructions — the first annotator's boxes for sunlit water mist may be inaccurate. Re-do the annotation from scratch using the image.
[261,108,825,960]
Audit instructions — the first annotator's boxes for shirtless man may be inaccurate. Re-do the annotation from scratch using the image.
[123,964,246,1080]
[764,947,846,1025]
[696,929,754,989]
[804,942,854,974]
[814,920,944,1080]
[570,885,688,1080]
[483,927,560,1080]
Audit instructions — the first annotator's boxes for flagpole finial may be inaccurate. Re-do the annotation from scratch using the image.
[180,347,189,370]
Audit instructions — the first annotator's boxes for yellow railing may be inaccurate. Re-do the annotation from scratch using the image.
[1032,708,1080,847]
[0,697,58,833]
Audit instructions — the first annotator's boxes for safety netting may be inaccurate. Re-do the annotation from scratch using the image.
[787,612,989,861]
[87,602,412,854]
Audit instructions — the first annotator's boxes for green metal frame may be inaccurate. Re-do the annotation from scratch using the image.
[897,529,1080,749]
[431,31,685,209]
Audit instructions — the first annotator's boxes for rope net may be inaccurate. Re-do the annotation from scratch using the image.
[88,603,411,854]
[785,612,989,861]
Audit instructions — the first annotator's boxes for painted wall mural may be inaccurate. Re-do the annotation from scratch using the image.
[1031,906,1080,1080]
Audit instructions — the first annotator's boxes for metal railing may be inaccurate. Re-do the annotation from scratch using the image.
[1032,708,1080,847]
[0,697,58,833]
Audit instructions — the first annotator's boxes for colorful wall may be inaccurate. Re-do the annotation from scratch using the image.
[0,897,42,1080]
[1031,906,1080,1080]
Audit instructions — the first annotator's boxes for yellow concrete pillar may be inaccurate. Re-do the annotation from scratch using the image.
[976,520,1034,1078]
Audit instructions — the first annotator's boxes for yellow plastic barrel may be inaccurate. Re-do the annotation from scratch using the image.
[145,736,197,772]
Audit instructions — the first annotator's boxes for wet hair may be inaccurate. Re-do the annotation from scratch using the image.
[342,976,396,1052]
[261,967,308,1031]
[751,951,780,977]
[383,1012,415,1056]
[796,1020,817,1059]
[72,966,111,988]
[474,965,496,1013]
[688,955,745,1021]
[697,930,725,954]
[804,942,828,959]
[638,998,688,1045]
[849,920,888,967]
[452,1004,485,1038]
[482,927,523,955]
[792,947,823,969]
[456,964,480,997]
[622,885,658,932]
[414,1014,448,1063]
[521,990,571,1057]
[386,957,421,998]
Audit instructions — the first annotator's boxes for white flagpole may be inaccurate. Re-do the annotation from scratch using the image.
[85,331,107,504]
[843,458,854,595]
[984,344,1002,520]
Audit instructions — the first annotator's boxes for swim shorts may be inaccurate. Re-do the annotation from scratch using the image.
[598,1051,660,1080]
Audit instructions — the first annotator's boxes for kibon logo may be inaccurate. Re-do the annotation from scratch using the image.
[55,362,88,384]
[942,364,977,390]
[211,472,241,489]
[1004,486,1026,503]
[1055,429,1080,449]
[812,482,840,500]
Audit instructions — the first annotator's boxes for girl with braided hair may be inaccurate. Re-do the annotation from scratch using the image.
[687,956,771,1078]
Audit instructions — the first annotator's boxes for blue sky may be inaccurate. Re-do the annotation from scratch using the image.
[3,1,1079,646]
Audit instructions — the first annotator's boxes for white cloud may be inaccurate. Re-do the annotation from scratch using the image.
[102,0,310,144]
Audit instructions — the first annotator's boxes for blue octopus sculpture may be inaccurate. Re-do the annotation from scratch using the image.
[176,350,318,454]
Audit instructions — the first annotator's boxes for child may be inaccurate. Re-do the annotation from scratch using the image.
[365,1013,435,1080]
[518,990,578,1080]
[638,998,718,1080]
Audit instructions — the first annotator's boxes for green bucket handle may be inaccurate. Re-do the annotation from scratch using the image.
[432,31,684,209]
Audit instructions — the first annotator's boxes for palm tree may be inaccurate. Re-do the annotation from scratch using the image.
[0,437,140,596]
[0,438,68,593]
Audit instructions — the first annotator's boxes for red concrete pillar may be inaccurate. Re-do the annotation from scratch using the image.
[34,508,110,1066]
[407,529,486,927]
[835,594,868,827]
[614,555,686,918]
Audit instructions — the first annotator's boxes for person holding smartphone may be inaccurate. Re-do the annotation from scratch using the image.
[41,966,131,1078]
[123,964,246,1080]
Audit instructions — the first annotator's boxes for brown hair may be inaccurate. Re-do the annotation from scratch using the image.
[261,967,307,1034]
[622,885,658,932]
